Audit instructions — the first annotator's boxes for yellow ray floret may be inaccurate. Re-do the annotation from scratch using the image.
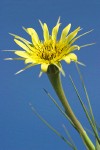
[5,18,94,75]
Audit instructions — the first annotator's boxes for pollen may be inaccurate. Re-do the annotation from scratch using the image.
[37,41,57,61]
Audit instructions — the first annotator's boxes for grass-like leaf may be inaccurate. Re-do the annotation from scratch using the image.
[75,64,100,143]
[43,88,75,129]
[75,63,96,128]
[97,125,100,133]
[62,124,77,150]
[29,102,76,150]
[69,75,100,144]
[96,140,100,150]
[85,128,94,137]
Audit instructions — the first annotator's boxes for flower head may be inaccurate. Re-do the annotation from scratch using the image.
[5,18,93,76]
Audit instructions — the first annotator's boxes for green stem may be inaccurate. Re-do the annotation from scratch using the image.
[47,65,95,150]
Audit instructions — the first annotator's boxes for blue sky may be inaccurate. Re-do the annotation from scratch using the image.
[0,0,100,150]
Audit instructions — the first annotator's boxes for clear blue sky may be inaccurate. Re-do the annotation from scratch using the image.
[0,0,100,150]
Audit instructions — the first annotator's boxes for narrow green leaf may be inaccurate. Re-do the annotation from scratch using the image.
[43,88,75,128]
[69,75,100,144]
[75,63,96,128]
[75,64,100,143]
[62,124,77,150]
[96,140,100,150]
[29,103,75,149]
[85,128,94,137]
[97,125,100,133]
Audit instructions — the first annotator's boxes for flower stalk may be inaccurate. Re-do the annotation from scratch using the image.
[47,65,95,150]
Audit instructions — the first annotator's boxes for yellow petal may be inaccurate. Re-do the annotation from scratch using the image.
[69,29,93,45]
[63,57,71,64]
[39,21,49,41]
[25,58,34,64]
[10,33,35,51]
[10,33,31,44]
[26,28,40,44]
[43,23,49,41]
[67,45,80,53]
[52,23,60,41]
[14,39,30,52]
[66,27,81,43]
[25,58,37,64]
[67,53,77,61]
[63,53,77,64]
[15,51,29,58]
[60,24,71,41]
[41,63,49,72]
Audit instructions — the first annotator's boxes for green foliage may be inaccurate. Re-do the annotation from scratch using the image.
[29,103,77,150]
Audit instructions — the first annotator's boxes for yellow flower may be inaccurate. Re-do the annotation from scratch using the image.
[5,18,93,76]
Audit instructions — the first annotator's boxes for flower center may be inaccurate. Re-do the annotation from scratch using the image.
[36,40,67,62]
[40,44,56,60]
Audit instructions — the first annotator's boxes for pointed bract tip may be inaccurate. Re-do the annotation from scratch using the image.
[57,16,61,24]
[4,58,13,60]
[9,33,16,37]
[43,88,48,94]
[2,50,16,52]
[22,26,27,31]
[76,61,86,67]
[15,69,24,75]
[38,71,43,77]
